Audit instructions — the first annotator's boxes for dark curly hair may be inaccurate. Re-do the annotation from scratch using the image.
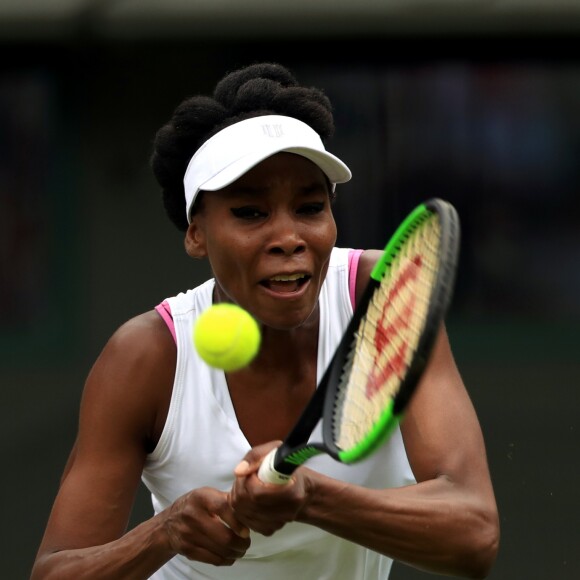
[150,62,337,232]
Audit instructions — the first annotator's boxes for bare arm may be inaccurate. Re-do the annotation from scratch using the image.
[301,326,498,577]
[230,250,499,578]
[31,312,249,580]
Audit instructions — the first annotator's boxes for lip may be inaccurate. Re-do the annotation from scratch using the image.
[258,273,312,300]
[267,271,309,281]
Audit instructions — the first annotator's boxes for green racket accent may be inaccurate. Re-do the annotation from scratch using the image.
[284,446,323,466]
[371,202,432,282]
[331,204,440,463]
[336,400,400,464]
[257,198,460,486]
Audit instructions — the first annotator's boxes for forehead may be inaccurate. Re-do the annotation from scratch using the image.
[224,152,329,192]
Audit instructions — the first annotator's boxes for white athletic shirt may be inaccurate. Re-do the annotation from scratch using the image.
[142,247,416,579]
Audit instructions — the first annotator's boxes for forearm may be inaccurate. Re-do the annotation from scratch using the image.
[31,513,176,580]
[297,473,499,579]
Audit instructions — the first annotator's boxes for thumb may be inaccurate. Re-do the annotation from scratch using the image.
[234,460,251,477]
[234,441,282,476]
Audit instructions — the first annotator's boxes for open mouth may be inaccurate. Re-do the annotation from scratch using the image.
[261,273,311,293]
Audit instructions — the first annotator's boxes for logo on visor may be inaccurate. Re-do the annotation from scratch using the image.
[262,124,284,138]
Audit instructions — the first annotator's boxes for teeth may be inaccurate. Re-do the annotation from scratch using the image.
[270,274,305,282]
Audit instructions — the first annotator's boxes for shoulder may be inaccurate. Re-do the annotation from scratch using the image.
[111,308,174,342]
[100,310,177,404]
[354,249,383,306]
[104,310,176,369]
[81,310,177,450]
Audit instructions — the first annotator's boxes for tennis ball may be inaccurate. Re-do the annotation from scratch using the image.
[193,303,261,372]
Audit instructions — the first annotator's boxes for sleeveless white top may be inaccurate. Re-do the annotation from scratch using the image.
[142,247,416,579]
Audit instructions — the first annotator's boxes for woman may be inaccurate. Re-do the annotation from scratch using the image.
[31,62,499,579]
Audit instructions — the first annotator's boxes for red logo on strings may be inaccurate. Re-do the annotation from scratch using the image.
[365,255,422,399]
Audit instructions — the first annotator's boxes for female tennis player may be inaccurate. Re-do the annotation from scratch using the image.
[31,62,499,579]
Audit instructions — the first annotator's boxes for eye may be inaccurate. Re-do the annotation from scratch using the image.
[298,202,325,215]
[231,207,267,220]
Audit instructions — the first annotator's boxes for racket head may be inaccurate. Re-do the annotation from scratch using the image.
[322,198,460,464]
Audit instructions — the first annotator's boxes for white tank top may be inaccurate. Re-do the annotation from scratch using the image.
[142,247,416,579]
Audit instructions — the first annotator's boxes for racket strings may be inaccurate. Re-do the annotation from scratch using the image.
[334,216,441,450]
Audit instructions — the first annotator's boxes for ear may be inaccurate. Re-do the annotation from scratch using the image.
[184,219,207,259]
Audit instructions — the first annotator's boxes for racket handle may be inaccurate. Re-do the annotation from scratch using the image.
[257,448,292,485]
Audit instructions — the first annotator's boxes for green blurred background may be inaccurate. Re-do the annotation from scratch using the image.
[1,2,579,578]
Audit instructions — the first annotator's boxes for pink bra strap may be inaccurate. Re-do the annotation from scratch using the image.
[348,249,364,309]
[155,300,177,344]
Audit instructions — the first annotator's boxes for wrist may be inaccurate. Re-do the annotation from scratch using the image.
[294,469,325,525]
[156,504,181,559]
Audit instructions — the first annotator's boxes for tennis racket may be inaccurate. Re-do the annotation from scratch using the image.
[257,197,461,484]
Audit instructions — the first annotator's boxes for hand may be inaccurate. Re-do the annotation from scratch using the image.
[163,487,251,566]
[230,442,311,536]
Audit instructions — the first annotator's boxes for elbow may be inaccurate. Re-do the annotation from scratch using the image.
[460,506,500,579]
[31,552,63,580]
[30,559,47,580]
[31,555,53,580]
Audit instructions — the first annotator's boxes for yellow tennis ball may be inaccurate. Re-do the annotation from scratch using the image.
[193,303,261,372]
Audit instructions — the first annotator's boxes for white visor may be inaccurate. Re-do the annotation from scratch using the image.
[183,114,352,222]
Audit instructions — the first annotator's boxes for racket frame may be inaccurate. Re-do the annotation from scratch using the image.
[323,198,460,465]
[264,198,460,478]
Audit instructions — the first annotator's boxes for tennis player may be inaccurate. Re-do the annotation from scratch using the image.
[31,62,499,579]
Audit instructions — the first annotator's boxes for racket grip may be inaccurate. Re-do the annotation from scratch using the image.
[257,448,292,485]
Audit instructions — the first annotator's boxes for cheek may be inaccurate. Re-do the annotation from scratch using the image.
[328,218,338,246]
[208,246,242,280]
[310,216,337,251]
[205,236,253,296]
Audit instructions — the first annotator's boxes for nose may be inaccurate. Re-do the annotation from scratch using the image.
[266,213,306,256]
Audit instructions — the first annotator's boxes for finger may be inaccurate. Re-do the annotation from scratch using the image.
[174,521,249,563]
[216,493,251,539]
[234,460,251,477]
[196,516,250,558]
[237,441,282,473]
[217,512,250,539]
[182,544,244,566]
